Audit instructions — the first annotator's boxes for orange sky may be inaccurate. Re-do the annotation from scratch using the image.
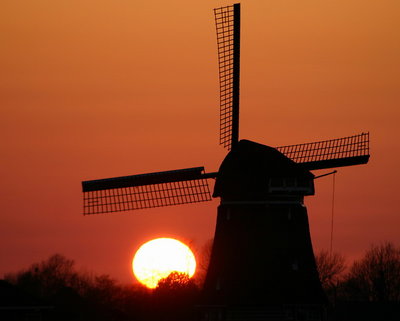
[1,0,400,284]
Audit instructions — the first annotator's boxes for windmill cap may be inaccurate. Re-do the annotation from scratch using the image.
[213,139,315,200]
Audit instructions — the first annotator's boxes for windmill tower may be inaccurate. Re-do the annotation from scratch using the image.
[82,3,369,321]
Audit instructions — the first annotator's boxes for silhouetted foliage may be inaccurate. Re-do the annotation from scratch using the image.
[4,254,126,320]
[315,250,346,304]
[316,250,346,290]
[195,238,213,286]
[156,271,196,291]
[4,244,400,321]
[4,255,202,321]
[4,254,79,298]
[342,242,400,302]
[152,272,199,321]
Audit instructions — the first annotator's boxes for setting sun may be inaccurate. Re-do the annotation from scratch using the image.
[132,238,196,289]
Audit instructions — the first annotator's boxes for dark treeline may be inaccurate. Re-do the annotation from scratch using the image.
[316,241,400,320]
[2,241,400,321]
[316,241,400,303]
[3,254,199,321]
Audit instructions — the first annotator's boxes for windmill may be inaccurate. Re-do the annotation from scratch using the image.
[82,3,369,321]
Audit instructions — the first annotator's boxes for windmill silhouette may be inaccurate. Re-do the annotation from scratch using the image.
[82,3,369,320]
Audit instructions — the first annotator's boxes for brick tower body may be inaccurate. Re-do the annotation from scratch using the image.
[201,140,327,321]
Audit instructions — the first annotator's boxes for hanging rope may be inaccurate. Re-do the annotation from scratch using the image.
[330,171,336,255]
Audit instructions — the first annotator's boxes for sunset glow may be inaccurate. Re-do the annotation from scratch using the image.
[1,0,399,285]
[132,238,196,289]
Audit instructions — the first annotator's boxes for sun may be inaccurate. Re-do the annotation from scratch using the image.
[132,237,196,289]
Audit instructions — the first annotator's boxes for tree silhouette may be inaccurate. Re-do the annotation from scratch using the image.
[315,250,346,289]
[4,254,130,320]
[3,247,400,320]
[152,272,199,321]
[194,238,213,286]
[156,271,198,293]
[344,242,400,302]
[4,254,79,298]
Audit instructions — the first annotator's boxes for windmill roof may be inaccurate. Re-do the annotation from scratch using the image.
[213,140,314,200]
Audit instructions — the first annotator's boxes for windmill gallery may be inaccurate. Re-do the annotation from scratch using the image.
[81,3,370,321]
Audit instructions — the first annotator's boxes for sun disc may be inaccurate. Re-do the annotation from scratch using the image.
[132,238,196,289]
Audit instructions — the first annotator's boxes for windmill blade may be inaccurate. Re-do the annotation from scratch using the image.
[82,167,216,215]
[214,3,240,151]
[276,132,370,170]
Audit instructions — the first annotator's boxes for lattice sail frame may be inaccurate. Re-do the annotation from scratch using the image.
[83,167,213,215]
[277,132,370,170]
[214,3,240,150]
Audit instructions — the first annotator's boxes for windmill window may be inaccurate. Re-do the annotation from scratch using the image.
[268,177,312,193]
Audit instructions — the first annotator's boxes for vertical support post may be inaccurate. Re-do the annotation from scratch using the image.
[231,3,241,149]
